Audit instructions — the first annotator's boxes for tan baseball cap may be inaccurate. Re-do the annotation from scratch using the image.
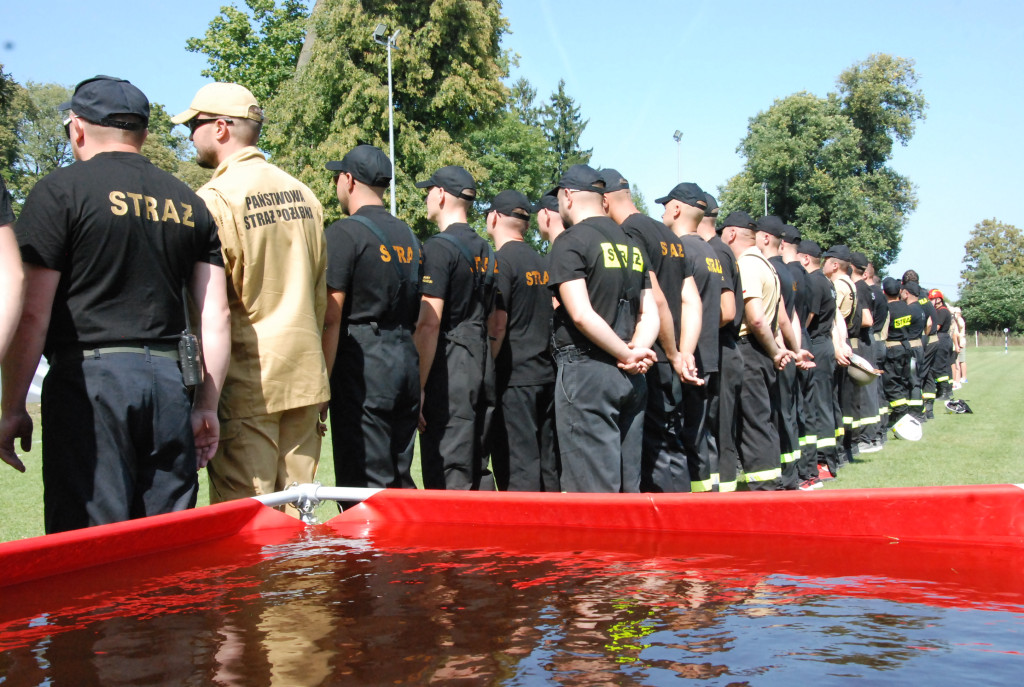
[171,82,264,124]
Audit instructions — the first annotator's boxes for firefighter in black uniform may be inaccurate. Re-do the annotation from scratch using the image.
[603,170,701,493]
[0,76,229,532]
[846,252,877,456]
[865,262,890,449]
[928,289,955,401]
[487,190,558,492]
[707,212,748,492]
[882,277,913,426]
[547,164,659,493]
[413,166,502,490]
[323,145,421,489]
[900,281,930,423]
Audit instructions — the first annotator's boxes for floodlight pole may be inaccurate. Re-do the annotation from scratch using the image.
[673,130,683,182]
[762,182,768,216]
[373,24,401,215]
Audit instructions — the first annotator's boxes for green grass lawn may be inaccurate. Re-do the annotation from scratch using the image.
[1,347,1019,542]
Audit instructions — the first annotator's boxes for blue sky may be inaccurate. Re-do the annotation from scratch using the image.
[5,0,1023,295]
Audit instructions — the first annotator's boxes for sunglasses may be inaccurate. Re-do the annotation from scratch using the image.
[188,117,233,135]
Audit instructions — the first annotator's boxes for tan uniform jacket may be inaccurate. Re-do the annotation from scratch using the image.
[198,147,329,418]
[737,246,781,339]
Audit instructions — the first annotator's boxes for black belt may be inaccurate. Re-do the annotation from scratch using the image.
[553,343,617,365]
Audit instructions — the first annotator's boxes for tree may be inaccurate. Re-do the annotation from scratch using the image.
[260,0,510,235]
[720,55,925,270]
[836,54,927,173]
[6,82,74,204]
[0,65,19,173]
[541,79,592,184]
[185,0,310,105]
[958,269,1024,333]
[959,218,1024,290]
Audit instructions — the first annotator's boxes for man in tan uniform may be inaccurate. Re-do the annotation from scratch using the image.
[173,83,329,512]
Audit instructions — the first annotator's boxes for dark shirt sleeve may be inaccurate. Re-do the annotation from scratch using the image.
[325,219,359,293]
[548,230,588,289]
[193,200,224,267]
[420,236,453,300]
[14,175,71,270]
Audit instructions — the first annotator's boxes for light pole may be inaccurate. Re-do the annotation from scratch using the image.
[762,182,768,216]
[673,130,683,181]
[372,23,400,214]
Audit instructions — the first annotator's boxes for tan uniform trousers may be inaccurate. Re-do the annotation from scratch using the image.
[208,404,321,518]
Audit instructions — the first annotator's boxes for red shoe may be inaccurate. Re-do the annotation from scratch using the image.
[798,478,823,491]
[817,464,836,481]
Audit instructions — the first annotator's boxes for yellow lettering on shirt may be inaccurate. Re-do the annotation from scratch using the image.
[526,270,549,286]
[161,198,181,224]
[181,203,194,227]
[661,241,668,256]
[109,191,128,216]
[380,245,392,262]
[144,196,159,221]
[894,315,912,329]
[706,256,723,274]
[126,192,144,216]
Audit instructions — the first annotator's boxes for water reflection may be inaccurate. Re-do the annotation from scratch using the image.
[0,528,1022,685]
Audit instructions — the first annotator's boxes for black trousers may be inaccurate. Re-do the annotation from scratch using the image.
[882,343,912,424]
[711,342,742,492]
[491,382,559,492]
[330,324,419,489]
[42,351,197,534]
[736,339,781,491]
[641,361,690,492]
[777,361,801,489]
[907,342,926,420]
[554,346,646,493]
[421,322,495,490]
[804,337,838,475]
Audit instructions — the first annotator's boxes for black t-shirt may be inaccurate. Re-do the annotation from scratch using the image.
[494,241,555,387]
[786,260,810,330]
[919,298,937,339]
[933,305,952,335]
[870,283,888,335]
[805,269,837,341]
[0,175,14,226]
[769,256,796,318]
[16,152,222,354]
[421,223,496,332]
[887,300,912,342]
[707,235,743,342]
[548,216,650,351]
[325,204,421,329]
[681,233,722,373]
[621,212,691,358]
[906,300,927,339]
[854,279,875,345]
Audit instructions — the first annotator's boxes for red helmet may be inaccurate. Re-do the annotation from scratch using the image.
[928,288,944,300]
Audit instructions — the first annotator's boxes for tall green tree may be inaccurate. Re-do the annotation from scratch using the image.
[959,218,1024,290]
[958,268,1024,333]
[541,79,591,184]
[0,65,19,174]
[720,54,925,270]
[185,0,310,105]
[836,53,927,173]
[6,82,74,204]
[261,0,510,235]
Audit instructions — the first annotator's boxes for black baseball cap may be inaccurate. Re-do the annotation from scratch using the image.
[797,239,822,258]
[781,224,801,245]
[599,168,630,193]
[903,281,921,297]
[850,251,869,270]
[533,195,559,213]
[487,190,531,222]
[655,182,707,209]
[756,215,785,238]
[326,144,392,187]
[882,277,902,296]
[60,75,149,130]
[822,244,853,262]
[546,164,606,196]
[720,211,756,230]
[415,165,476,201]
[704,193,719,218]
